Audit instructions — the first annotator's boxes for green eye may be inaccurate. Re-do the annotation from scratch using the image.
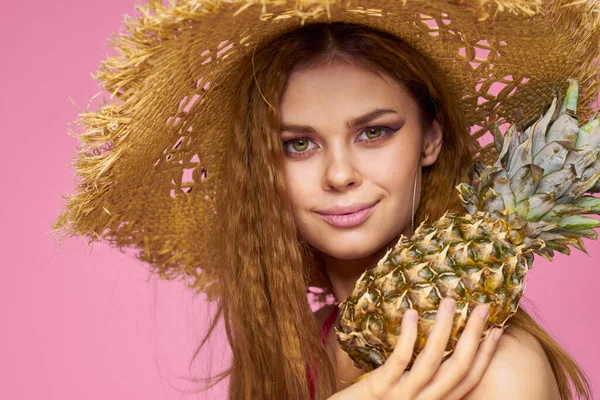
[291,138,309,152]
[365,128,384,140]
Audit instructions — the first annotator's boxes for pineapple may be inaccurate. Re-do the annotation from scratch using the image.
[335,78,600,373]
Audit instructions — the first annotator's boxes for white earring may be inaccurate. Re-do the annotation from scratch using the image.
[411,167,418,236]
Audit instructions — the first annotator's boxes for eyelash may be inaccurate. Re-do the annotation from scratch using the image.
[282,126,400,158]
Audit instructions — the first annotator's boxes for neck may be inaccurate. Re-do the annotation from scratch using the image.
[320,226,412,303]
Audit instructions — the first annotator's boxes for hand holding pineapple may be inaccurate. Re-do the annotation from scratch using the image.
[330,299,503,400]
[335,79,600,377]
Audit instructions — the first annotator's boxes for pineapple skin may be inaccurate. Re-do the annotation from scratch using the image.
[335,211,530,372]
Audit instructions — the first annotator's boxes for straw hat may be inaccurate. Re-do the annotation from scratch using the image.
[53,0,600,301]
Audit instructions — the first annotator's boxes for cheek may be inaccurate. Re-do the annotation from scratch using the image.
[363,145,419,189]
[283,164,313,210]
[368,167,411,205]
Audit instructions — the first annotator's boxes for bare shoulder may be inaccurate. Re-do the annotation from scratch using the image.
[463,325,561,399]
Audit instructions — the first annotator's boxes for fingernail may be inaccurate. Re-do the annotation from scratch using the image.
[478,304,490,318]
[409,311,418,322]
[445,298,456,312]
[493,329,503,341]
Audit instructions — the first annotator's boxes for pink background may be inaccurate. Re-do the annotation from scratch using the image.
[1,0,598,398]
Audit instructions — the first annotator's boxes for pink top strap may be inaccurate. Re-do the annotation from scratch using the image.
[309,305,340,399]
[319,305,340,345]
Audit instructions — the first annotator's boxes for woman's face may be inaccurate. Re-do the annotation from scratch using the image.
[279,62,443,261]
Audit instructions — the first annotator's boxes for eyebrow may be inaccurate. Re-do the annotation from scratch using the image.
[280,108,398,134]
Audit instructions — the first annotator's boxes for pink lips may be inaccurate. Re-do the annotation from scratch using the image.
[317,202,378,228]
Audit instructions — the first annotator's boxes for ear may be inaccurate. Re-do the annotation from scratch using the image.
[421,118,443,167]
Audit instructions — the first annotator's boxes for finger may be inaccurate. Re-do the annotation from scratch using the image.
[380,309,419,386]
[407,297,456,386]
[444,327,504,400]
[414,303,492,399]
[437,303,491,378]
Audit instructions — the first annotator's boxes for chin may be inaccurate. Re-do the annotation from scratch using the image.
[313,236,385,260]
[326,249,372,260]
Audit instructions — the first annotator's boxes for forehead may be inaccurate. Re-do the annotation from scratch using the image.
[279,62,417,122]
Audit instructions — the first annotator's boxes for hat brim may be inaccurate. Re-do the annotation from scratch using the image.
[53,0,600,298]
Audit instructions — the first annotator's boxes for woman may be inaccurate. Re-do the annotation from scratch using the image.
[52,1,598,399]
[204,22,590,399]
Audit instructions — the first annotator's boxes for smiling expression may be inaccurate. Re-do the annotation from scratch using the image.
[279,61,442,260]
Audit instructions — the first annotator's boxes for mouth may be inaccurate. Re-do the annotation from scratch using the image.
[317,201,378,228]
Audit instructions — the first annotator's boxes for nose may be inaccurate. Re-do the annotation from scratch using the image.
[321,149,362,191]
